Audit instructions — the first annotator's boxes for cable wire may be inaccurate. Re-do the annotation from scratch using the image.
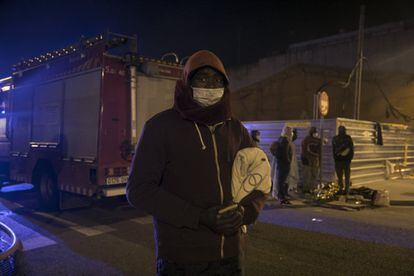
[364,60,414,122]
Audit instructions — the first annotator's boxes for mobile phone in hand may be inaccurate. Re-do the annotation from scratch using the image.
[218,204,238,216]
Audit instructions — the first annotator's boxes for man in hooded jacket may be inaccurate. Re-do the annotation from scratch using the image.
[301,127,321,193]
[274,126,293,204]
[332,126,354,195]
[126,50,267,275]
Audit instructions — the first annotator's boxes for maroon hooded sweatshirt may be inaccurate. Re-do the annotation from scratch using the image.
[126,50,267,264]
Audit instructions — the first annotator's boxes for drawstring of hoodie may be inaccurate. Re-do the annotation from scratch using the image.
[193,120,233,159]
[194,122,207,150]
[226,121,231,163]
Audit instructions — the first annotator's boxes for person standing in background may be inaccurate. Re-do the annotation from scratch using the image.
[332,126,354,195]
[301,127,321,194]
[250,130,261,148]
[287,129,299,194]
[274,126,293,204]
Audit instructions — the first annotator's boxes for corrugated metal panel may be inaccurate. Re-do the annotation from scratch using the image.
[10,86,33,153]
[63,70,101,158]
[135,75,176,142]
[32,81,63,143]
[244,117,414,187]
[338,118,414,186]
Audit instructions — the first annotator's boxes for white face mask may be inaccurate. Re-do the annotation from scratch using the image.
[192,87,224,107]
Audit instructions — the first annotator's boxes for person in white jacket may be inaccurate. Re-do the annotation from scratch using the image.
[232,147,271,204]
[287,129,299,193]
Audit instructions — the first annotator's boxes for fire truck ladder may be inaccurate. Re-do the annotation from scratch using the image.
[12,31,138,72]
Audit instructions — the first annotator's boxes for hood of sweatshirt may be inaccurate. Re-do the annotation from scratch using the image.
[174,50,231,125]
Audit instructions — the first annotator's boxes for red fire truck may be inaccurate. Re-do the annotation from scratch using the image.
[1,32,183,209]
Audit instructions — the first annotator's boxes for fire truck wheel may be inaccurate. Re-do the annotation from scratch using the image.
[35,168,59,211]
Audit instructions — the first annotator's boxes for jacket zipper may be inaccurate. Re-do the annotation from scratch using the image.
[209,123,225,259]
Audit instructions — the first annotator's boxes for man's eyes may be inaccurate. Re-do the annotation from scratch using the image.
[195,77,208,83]
[194,78,223,84]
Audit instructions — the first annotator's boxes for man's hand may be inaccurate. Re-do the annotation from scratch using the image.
[216,205,244,236]
[199,205,244,236]
[199,206,222,232]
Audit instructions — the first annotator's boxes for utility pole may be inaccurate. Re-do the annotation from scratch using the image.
[354,5,365,120]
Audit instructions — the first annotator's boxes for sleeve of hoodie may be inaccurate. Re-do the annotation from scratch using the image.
[238,121,268,225]
[348,136,354,161]
[126,119,201,230]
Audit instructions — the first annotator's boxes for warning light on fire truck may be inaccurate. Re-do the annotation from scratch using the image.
[1,85,11,92]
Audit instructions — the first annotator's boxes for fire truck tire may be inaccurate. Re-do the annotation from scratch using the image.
[34,167,59,211]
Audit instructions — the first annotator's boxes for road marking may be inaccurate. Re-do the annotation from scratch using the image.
[0,197,26,211]
[13,202,24,208]
[2,198,136,239]
[2,216,57,252]
[33,211,116,236]
[33,211,78,226]
[69,225,115,237]
[22,235,57,251]
[131,216,153,225]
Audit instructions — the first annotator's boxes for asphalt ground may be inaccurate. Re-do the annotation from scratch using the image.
[1,187,414,275]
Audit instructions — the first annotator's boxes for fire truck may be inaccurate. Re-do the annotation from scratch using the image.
[0,32,183,209]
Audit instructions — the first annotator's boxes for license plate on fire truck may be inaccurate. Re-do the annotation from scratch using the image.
[105,175,129,185]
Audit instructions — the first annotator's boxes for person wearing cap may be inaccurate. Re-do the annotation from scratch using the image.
[332,126,354,195]
[126,50,267,275]
[301,127,321,193]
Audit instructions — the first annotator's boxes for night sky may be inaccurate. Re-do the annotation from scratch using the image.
[1,0,413,78]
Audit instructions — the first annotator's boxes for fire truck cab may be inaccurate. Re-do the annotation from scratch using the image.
[5,33,183,209]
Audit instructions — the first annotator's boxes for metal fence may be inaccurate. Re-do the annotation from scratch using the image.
[243,117,414,187]
[338,118,414,186]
